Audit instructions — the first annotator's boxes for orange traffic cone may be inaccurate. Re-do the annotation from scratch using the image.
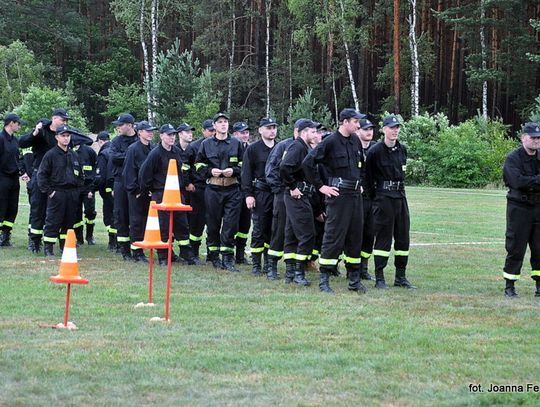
[133,201,169,250]
[153,159,192,211]
[48,229,88,330]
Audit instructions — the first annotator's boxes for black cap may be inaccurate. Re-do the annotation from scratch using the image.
[4,113,26,125]
[202,119,215,130]
[213,112,229,123]
[233,122,250,132]
[259,117,278,128]
[523,122,540,137]
[97,131,110,141]
[135,121,157,131]
[177,123,196,132]
[52,108,71,119]
[55,125,72,135]
[112,113,135,125]
[383,115,401,128]
[314,122,325,131]
[296,119,318,133]
[339,108,365,121]
[359,119,375,129]
[159,124,177,134]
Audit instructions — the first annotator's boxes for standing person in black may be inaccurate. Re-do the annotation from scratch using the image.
[365,115,416,290]
[37,125,84,256]
[19,108,70,254]
[196,112,243,272]
[72,135,97,246]
[279,119,319,286]
[241,117,277,277]
[123,121,156,262]
[502,122,540,298]
[232,121,252,265]
[139,124,195,266]
[186,119,215,262]
[0,113,26,247]
[357,118,377,281]
[19,146,33,250]
[94,131,116,251]
[303,108,365,294]
[109,113,138,261]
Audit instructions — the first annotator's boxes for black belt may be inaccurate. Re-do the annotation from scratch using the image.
[293,182,314,193]
[379,180,404,191]
[328,177,361,191]
[253,179,271,192]
[520,193,540,203]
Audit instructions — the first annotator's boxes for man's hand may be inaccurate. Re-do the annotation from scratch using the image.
[33,122,43,136]
[186,183,195,192]
[222,168,234,177]
[211,168,223,177]
[21,173,30,182]
[290,188,303,199]
[319,185,340,198]
[87,192,93,199]
[246,196,256,209]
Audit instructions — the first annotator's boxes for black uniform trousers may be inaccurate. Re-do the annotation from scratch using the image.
[113,180,131,245]
[74,190,96,232]
[205,184,241,256]
[250,189,274,253]
[236,193,251,244]
[283,192,315,262]
[99,188,114,233]
[319,191,363,273]
[0,174,19,232]
[29,169,48,239]
[43,189,79,243]
[372,195,410,273]
[128,192,151,247]
[268,191,286,259]
[504,200,540,281]
[361,195,375,259]
[152,190,190,260]
[188,184,206,249]
[312,218,325,260]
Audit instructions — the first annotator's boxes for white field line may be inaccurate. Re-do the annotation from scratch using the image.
[411,241,503,247]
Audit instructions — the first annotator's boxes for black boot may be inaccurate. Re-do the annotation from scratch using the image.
[359,258,374,280]
[348,268,367,293]
[120,242,133,261]
[266,256,279,280]
[179,245,199,265]
[293,261,311,286]
[394,268,417,289]
[107,233,117,252]
[0,230,12,247]
[31,237,42,254]
[375,269,388,289]
[208,251,222,269]
[535,280,540,297]
[222,252,240,273]
[59,238,66,252]
[251,252,263,276]
[132,248,149,263]
[75,227,84,246]
[319,270,334,293]
[235,241,251,265]
[504,278,518,298]
[44,242,55,257]
[86,223,95,245]
[191,241,202,263]
[284,260,296,284]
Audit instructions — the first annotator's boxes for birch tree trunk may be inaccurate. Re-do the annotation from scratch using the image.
[408,0,419,116]
[480,0,488,119]
[265,0,271,117]
[227,0,236,113]
[150,0,159,122]
[393,0,401,113]
[338,0,359,110]
[140,0,152,121]
[289,35,293,111]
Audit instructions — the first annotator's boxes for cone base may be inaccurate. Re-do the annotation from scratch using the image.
[49,276,89,285]
[135,302,156,308]
[132,241,169,249]
[55,321,78,330]
[150,316,170,322]
[153,203,192,212]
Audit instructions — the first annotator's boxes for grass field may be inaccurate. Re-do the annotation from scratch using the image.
[1,187,539,406]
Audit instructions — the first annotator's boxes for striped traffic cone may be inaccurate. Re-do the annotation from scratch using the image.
[48,229,88,330]
[153,159,192,211]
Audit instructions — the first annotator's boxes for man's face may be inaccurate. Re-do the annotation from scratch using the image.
[139,129,154,143]
[301,127,317,144]
[214,118,229,134]
[343,118,360,135]
[116,123,132,135]
[522,134,540,151]
[382,125,400,142]
[259,125,277,141]
[233,130,250,143]
[358,127,374,143]
[52,115,67,128]
[179,130,193,143]
[8,121,21,133]
[202,128,215,138]
[160,132,176,147]
[310,131,322,147]
[56,132,71,148]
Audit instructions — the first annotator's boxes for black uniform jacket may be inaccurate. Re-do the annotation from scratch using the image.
[186,137,207,186]
[138,143,185,196]
[196,135,243,180]
[265,137,294,194]
[19,121,57,171]
[95,142,111,191]
[364,140,407,198]
[279,137,311,190]
[74,144,97,193]
[241,139,274,197]
[503,146,540,203]
[122,140,154,195]
[303,131,363,190]
[37,146,84,194]
[0,129,21,176]
[109,134,138,181]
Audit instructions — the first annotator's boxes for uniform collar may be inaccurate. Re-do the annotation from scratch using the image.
[213,134,231,144]
[336,131,354,145]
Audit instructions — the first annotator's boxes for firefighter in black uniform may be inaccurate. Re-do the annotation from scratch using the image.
[109,113,138,261]
[502,122,540,298]
[19,108,71,254]
[241,117,277,276]
[357,118,377,281]
[303,109,366,294]
[365,115,416,290]
[265,120,303,279]
[139,124,195,266]
[186,119,215,262]
[72,135,97,246]
[0,113,26,247]
[123,121,156,262]
[37,125,84,256]
[196,112,244,272]
[19,146,33,250]
[95,131,116,251]
[279,119,319,286]
[232,121,252,265]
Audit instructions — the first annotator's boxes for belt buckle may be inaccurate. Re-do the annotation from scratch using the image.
[336,177,343,188]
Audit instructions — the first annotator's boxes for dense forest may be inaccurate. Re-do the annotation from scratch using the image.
[0,0,539,133]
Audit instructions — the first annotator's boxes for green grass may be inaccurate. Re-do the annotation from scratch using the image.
[1,187,539,406]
